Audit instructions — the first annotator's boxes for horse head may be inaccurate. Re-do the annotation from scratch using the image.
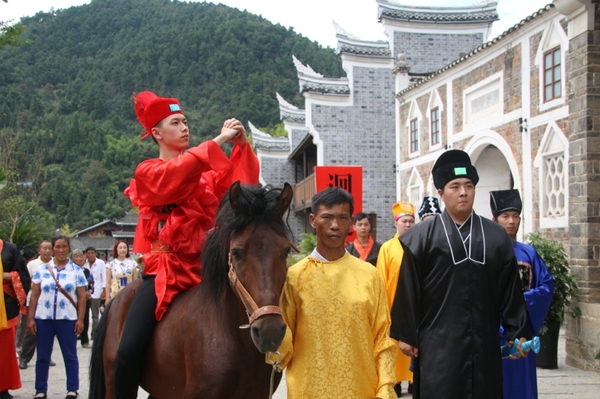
[203,182,293,354]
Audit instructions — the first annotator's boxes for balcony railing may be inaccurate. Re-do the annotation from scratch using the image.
[293,173,315,212]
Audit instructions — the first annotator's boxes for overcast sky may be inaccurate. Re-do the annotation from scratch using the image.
[2,0,552,48]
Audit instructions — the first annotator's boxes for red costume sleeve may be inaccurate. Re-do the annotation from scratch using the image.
[134,140,232,205]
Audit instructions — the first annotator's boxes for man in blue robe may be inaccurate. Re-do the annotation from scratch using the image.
[490,189,554,399]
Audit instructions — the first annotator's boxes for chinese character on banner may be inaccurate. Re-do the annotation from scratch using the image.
[315,166,363,242]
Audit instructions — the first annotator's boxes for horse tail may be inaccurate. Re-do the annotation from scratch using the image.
[89,300,112,399]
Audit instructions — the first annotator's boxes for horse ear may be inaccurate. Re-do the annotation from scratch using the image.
[278,183,294,217]
[229,181,242,210]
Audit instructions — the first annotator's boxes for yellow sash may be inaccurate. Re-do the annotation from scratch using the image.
[0,240,7,329]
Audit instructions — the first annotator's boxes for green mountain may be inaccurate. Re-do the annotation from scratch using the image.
[0,0,343,230]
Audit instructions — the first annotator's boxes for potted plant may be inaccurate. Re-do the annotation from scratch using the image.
[524,232,579,369]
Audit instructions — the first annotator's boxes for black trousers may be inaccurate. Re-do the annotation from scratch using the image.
[79,300,91,345]
[113,275,157,399]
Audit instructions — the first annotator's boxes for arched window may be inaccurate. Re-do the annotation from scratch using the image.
[534,122,568,228]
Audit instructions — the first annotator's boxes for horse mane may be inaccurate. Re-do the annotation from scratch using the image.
[201,184,292,300]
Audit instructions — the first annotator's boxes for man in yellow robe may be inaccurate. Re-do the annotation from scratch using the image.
[278,187,396,399]
[376,201,415,396]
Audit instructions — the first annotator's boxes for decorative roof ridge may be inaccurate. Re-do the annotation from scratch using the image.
[248,121,277,140]
[292,55,323,78]
[377,0,499,23]
[377,0,498,14]
[276,92,300,111]
[333,20,360,40]
[396,4,554,97]
[333,20,389,47]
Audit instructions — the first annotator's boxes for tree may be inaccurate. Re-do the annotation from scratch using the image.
[0,20,28,49]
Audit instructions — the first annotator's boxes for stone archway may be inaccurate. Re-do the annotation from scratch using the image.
[472,144,513,218]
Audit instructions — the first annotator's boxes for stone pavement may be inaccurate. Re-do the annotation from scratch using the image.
[9,329,599,398]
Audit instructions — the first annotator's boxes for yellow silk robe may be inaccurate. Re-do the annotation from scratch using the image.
[376,234,414,383]
[278,253,397,399]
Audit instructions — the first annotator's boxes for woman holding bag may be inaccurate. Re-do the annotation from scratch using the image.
[27,236,87,399]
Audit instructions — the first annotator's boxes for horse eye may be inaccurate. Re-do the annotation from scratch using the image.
[231,248,243,262]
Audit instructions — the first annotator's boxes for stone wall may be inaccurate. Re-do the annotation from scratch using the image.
[310,66,397,239]
[565,4,600,373]
[394,31,484,74]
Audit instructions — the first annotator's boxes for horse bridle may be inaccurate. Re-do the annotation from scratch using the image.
[227,247,284,326]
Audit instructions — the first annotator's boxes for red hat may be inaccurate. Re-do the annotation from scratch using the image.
[133,91,184,140]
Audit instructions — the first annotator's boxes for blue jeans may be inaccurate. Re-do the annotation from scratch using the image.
[35,319,79,393]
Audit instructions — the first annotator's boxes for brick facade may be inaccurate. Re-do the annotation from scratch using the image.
[564,2,600,373]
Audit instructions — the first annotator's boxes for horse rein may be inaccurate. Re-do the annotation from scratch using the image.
[227,250,284,326]
[227,242,299,399]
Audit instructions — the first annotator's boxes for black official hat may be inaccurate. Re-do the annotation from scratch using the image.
[490,189,522,218]
[432,149,479,189]
[418,196,441,220]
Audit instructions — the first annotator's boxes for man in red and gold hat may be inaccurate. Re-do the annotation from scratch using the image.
[114,91,259,398]
[375,201,415,396]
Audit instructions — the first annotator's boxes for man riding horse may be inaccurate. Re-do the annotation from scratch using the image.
[115,91,259,398]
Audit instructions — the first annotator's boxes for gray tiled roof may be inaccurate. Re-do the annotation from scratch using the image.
[397,4,554,97]
[249,121,291,152]
[333,21,392,58]
[276,93,306,124]
[70,236,118,252]
[115,212,138,225]
[298,79,351,95]
[292,55,351,96]
[378,0,499,23]
[336,41,392,57]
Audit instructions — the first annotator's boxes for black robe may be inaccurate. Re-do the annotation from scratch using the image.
[346,240,382,266]
[390,210,530,399]
[2,240,31,320]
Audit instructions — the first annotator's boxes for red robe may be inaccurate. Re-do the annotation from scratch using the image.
[124,140,259,320]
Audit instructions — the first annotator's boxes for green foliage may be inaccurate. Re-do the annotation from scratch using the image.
[0,216,54,251]
[0,167,6,190]
[0,0,343,229]
[58,224,77,237]
[0,20,29,49]
[524,232,580,334]
[298,233,317,255]
[286,233,316,266]
[264,123,288,138]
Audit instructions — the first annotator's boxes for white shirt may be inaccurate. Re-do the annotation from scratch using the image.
[85,258,107,299]
[26,256,52,303]
[31,259,86,320]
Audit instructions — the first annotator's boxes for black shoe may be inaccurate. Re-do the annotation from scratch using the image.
[0,390,14,399]
[49,360,56,367]
[19,360,28,369]
[408,382,413,394]
[394,383,403,397]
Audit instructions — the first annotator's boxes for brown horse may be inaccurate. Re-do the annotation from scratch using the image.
[89,182,294,399]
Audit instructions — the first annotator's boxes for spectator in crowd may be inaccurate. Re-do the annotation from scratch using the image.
[105,241,137,302]
[27,236,87,399]
[18,241,56,370]
[72,249,93,348]
[84,246,105,339]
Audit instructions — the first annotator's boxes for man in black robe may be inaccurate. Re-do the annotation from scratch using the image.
[390,149,530,399]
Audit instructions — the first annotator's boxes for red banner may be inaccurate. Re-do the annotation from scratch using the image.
[315,166,363,241]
